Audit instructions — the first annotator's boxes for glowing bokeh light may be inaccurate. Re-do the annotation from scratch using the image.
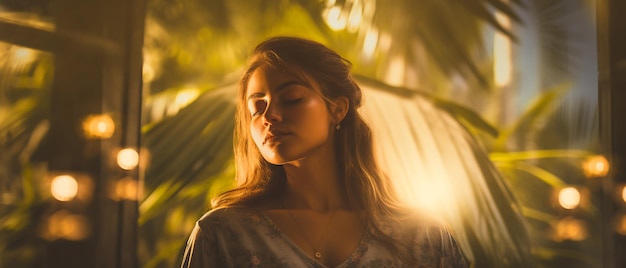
[44,210,89,240]
[51,175,78,202]
[385,56,406,86]
[554,216,587,241]
[325,6,347,31]
[113,177,140,201]
[493,12,512,87]
[82,114,115,139]
[622,185,626,203]
[362,28,379,60]
[401,178,454,214]
[346,2,363,33]
[117,148,139,170]
[582,155,610,178]
[378,32,392,53]
[175,88,200,108]
[13,47,36,63]
[558,187,581,210]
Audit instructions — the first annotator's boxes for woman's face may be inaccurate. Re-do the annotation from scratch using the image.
[245,65,335,165]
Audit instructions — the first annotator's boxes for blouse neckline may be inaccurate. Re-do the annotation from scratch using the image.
[254,209,370,268]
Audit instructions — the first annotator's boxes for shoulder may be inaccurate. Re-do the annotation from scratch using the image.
[381,209,449,237]
[183,207,264,267]
[198,206,251,220]
[398,210,459,247]
[196,206,264,231]
[381,210,468,266]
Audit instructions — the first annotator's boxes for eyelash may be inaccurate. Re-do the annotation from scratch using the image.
[250,101,265,117]
[250,98,302,116]
[284,98,302,104]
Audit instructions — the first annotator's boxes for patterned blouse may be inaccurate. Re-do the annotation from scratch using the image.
[181,207,468,268]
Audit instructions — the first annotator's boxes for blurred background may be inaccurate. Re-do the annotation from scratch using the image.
[1,0,625,267]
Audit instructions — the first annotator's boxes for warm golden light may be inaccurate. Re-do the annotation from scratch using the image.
[82,114,115,139]
[553,216,587,241]
[117,148,139,170]
[622,186,626,203]
[378,32,392,53]
[616,213,626,235]
[12,47,36,63]
[582,155,610,178]
[558,187,581,210]
[43,210,90,240]
[385,56,406,86]
[346,1,363,33]
[51,175,78,202]
[143,63,155,83]
[401,178,454,214]
[361,28,379,60]
[175,88,200,108]
[324,6,347,31]
[493,12,512,87]
[111,177,140,201]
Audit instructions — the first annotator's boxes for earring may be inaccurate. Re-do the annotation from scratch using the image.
[335,124,341,131]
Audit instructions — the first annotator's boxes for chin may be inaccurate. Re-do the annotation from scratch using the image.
[261,150,302,166]
[261,151,288,165]
[263,155,294,165]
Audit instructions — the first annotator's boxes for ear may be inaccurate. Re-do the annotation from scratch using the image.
[329,96,349,124]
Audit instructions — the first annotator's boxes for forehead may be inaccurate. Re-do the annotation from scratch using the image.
[245,65,318,96]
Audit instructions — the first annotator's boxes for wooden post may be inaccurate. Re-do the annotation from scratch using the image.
[597,0,626,267]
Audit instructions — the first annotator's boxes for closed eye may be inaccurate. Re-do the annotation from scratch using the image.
[283,98,302,104]
[250,99,267,117]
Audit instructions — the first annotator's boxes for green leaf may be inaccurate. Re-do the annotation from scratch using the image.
[494,161,566,188]
[489,149,592,162]
[359,78,532,267]
[521,206,557,224]
[495,82,571,151]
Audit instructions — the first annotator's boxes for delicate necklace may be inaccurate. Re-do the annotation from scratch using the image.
[285,206,338,260]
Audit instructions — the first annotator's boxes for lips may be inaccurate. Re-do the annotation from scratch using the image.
[264,130,291,145]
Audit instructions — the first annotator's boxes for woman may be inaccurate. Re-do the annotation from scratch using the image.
[181,36,468,268]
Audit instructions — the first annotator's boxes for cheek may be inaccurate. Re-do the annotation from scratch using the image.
[305,100,333,126]
[249,120,264,148]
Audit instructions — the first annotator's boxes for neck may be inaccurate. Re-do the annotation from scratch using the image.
[281,150,348,212]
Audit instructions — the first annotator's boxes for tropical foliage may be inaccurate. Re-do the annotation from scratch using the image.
[0,38,53,267]
[140,0,600,267]
[0,0,603,267]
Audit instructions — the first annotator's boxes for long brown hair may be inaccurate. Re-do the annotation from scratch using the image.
[212,36,412,262]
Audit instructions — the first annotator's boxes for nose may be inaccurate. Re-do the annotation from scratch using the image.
[262,102,282,125]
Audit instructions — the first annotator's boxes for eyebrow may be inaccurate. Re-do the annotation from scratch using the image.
[246,81,305,101]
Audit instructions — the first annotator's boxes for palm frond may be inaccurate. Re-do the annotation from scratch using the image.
[536,99,599,150]
[140,83,236,224]
[490,149,591,161]
[139,1,534,266]
[358,78,532,267]
[143,0,523,92]
[0,44,51,266]
[140,75,533,267]
[495,82,571,151]
[494,161,566,188]
[362,0,522,88]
